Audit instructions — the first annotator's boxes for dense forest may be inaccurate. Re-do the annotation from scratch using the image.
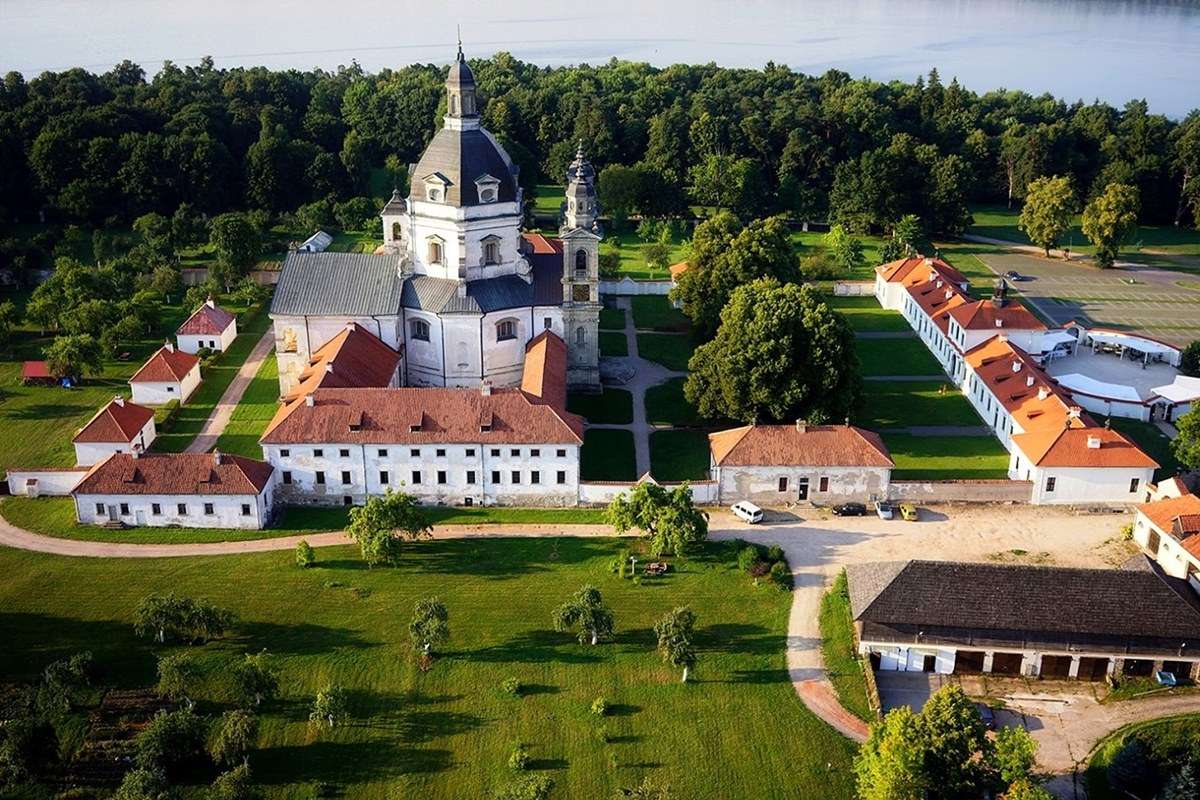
[0,54,1198,244]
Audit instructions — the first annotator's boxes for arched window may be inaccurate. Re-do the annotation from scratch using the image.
[575,326,585,346]
[410,319,430,342]
[427,187,441,202]
[568,200,575,213]
[483,239,500,265]
[427,237,443,265]
[449,95,458,114]
[575,249,588,276]
[391,222,402,241]
[496,319,518,342]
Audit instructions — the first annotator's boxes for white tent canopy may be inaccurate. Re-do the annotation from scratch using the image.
[1153,375,1200,403]
[1054,372,1144,402]
[1085,330,1179,358]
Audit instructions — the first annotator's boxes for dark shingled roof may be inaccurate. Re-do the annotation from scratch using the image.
[401,259,563,315]
[411,127,519,207]
[847,558,1200,654]
[271,252,404,317]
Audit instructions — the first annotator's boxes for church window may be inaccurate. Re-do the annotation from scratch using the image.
[575,326,586,346]
[427,237,444,265]
[427,187,441,202]
[391,222,402,241]
[450,95,458,114]
[410,319,430,341]
[483,239,500,265]
[574,249,588,276]
[480,187,496,203]
[496,319,517,342]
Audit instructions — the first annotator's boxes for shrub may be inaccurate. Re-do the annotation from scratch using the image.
[736,545,761,573]
[590,696,609,716]
[295,540,315,568]
[1119,523,1134,540]
[609,548,631,577]
[798,251,840,280]
[209,764,258,800]
[499,677,522,697]
[134,707,208,779]
[494,774,554,800]
[748,561,771,578]
[767,545,784,563]
[769,561,792,590]
[508,742,530,771]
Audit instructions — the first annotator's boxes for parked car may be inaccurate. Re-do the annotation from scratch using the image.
[976,703,996,730]
[831,502,867,517]
[874,500,895,520]
[899,503,919,521]
[731,501,763,524]
[1003,270,1030,282]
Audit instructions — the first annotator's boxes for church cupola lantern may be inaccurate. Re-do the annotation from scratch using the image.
[563,141,600,233]
[445,39,479,122]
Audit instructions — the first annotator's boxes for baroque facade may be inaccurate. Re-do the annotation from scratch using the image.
[270,45,601,396]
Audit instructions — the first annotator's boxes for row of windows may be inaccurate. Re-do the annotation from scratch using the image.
[409,318,589,348]
[280,469,570,487]
[774,476,831,492]
[1043,476,1140,494]
[421,236,502,266]
[276,447,569,459]
[96,501,253,517]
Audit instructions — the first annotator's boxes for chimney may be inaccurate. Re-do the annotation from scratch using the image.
[1037,386,1049,400]
[995,319,1003,328]
[1011,361,1022,373]
[936,279,944,289]
[325,363,334,373]
[130,448,140,459]
[480,380,492,396]
[1068,406,1082,419]
[205,295,216,309]
[945,290,953,300]
[164,341,174,353]
[114,395,124,407]
[923,257,932,266]
[1026,375,1035,387]
[213,449,223,465]
[305,394,314,407]
[795,420,807,434]
[1087,435,1101,449]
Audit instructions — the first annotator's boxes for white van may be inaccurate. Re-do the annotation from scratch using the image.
[731,501,764,524]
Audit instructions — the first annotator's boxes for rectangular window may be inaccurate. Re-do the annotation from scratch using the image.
[377,448,388,457]
[466,448,476,457]
[313,448,324,457]
[467,470,477,484]
[282,471,292,485]
[177,503,187,515]
[556,449,566,458]
[1129,477,1140,494]
[343,495,352,506]
[436,448,446,457]
[819,476,829,493]
[491,448,501,457]
[316,471,325,485]
[151,503,161,515]
[95,503,105,515]
[380,471,389,485]
[437,470,447,484]
[544,317,552,330]
[167,386,174,393]
[241,504,251,516]
[280,448,290,457]
[411,448,420,457]
[531,470,540,484]
[511,448,520,457]
[1045,476,1056,492]
[120,503,129,515]
[412,470,421,484]
[492,470,501,484]
[531,448,540,458]
[511,470,521,484]
[557,470,566,484]
[204,503,214,515]
[341,470,351,485]
[339,448,350,458]
[778,477,788,492]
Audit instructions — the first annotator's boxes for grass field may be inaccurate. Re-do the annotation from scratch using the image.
[600,307,627,331]
[819,571,874,723]
[581,429,638,481]
[214,354,280,458]
[790,230,890,281]
[567,388,634,425]
[855,339,944,377]
[970,204,1200,258]
[605,227,689,281]
[644,378,701,428]
[0,538,856,799]
[600,331,630,357]
[533,183,564,216]
[636,334,694,372]
[1084,714,1200,800]
[649,430,711,482]
[858,381,983,429]
[154,305,274,452]
[631,296,690,332]
[881,433,1011,480]
[823,296,910,333]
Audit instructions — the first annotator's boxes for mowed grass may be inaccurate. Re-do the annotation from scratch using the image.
[649,430,711,482]
[856,339,944,377]
[606,227,689,280]
[1101,416,1180,482]
[881,434,1010,480]
[631,296,690,332]
[644,378,701,428]
[214,353,280,458]
[819,571,874,723]
[581,429,638,481]
[600,331,630,357]
[858,381,984,429]
[790,230,889,281]
[600,307,627,331]
[823,296,911,332]
[567,388,634,425]
[636,334,694,372]
[970,204,1200,258]
[0,539,856,799]
[1084,714,1200,800]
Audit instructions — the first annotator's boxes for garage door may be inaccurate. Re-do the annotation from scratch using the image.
[1122,658,1154,677]
[1039,655,1072,679]
[1077,657,1109,681]
[991,652,1024,675]
[1162,660,1195,680]
[954,650,985,674]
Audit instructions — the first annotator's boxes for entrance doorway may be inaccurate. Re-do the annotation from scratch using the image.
[991,652,1023,675]
[1077,657,1110,681]
[1039,655,1072,679]
[954,651,985,674]
[106,505,118,522]
[922,654,937,673]
[797,478,809,501]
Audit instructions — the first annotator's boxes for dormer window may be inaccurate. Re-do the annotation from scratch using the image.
[427,187,441,202]
[475,174,500,204]
[423,172,449,203]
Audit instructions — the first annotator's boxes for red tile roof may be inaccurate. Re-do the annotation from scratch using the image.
[964,337,1082,432]
[905,278,971,337]
[1138,493,1200,536]
[522,231,563,255]
[669,261,689,279]
[73,397,154,444]
[709,424,894,468]
[261,387,585,446]
[177,299,236,336]
[876,255,968,287]
[130,345,200,383]
[521,330,568,409]
[1010,426,1158,469]
[286,323,402,401]
[21,361,52,379]
[946,299,1046,332]
[74,452,273,496]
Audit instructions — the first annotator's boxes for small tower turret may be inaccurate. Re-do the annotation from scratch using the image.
[562,142,600,233]
[559,141,602,390]
[444,37,480,130]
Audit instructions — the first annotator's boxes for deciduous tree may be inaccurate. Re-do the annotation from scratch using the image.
[654,606,697,683]
[43,334,102,381]
[1019,175,1075,257]
[155,651,200,702]
[823,225,863,274]
[208,212,258,289]
[309,684,349,731]
[1171,406,1200,469]
[605,482,708,556]
[552,585,615,646]
[855,706,927,800]
[346,489,432,567]
[231,652,279,710]
[1082,182,1140,267]
[210,710,258,768]
[409,596,450,657]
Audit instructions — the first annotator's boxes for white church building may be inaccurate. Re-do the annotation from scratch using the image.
[270,45,602,397]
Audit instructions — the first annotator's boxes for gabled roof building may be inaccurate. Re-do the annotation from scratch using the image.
[72,396,156,466]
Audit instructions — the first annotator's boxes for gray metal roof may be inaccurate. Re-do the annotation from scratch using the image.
[271,252,404,317]
[412,127,519,207]
[401,265,563,316]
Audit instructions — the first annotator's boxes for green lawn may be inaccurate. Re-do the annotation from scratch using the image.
[567,388,634,425]
[823,296,910,333]
[214,354,280,458]
[0,538,856,799]
[600,307,627,331]
[606,226,689,281]
[818,571,874,723]
[790,230,890,281]
[154,304,274,452]
[856,339,944,377]
[631,296,690,332]
[644,378,701,428]
[1085,714,1200,800]
[636,334,695,372]
[649,430,711,482]
[1101,416,1180,483]
[880,434,1011,480]
[581,429,638,481]
[858,381,984,429]
[532,183,564,216]
[970,203,1200,258]
[599,331,629,357]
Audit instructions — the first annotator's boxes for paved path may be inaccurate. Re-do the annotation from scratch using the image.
[184,329,275,454]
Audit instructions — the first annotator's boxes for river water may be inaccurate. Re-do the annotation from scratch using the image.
[1,0,1198,117]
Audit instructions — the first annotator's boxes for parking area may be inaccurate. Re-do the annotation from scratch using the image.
[974,250,1200,347]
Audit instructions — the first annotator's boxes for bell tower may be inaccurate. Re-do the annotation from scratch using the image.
[560,143,601,390]
[444,37,480,131]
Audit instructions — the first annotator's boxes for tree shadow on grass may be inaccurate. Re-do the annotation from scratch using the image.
[0,612,153,687]
[528,758,569,771]
[234,620,376,656]
[519,684,560,697]
[696,623,780,657]
[391,537,617,579]
[465,629,605,665]
[253,740,453,782]
[720,667,791,685]
[606,703,641,717]
[612,627,656,648]
[337,689,485,746]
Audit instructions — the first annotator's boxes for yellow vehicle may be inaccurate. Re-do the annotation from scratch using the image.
[899,503,919,521]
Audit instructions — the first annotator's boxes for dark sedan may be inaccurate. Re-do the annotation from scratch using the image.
[831,502,867,517]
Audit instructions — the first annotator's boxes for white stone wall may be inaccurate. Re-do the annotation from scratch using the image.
[1023,464,1154,505]
[403,308,566,389]
[1064,390,1152,423]
[6,470,87,497]
[1133,512,1199,580]
[714,465,891,505]
[264,442,580,507]
[131,366,201,406]
[74,418,156,466]
[407,199,524,281]
[74,489,271,529]
[962,370,1021,451]
[177,323,236,354]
